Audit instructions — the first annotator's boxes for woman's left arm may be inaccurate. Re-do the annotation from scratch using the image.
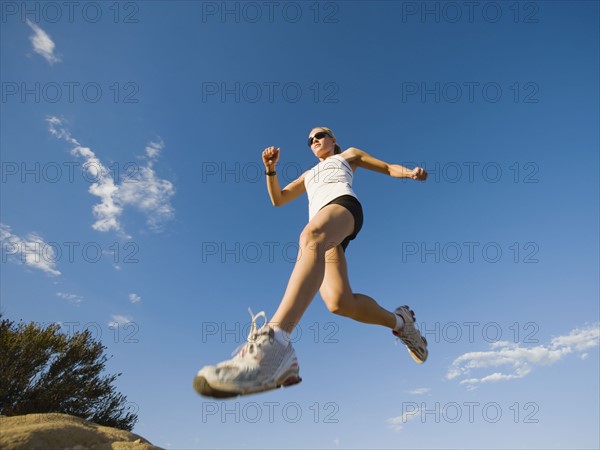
[344,147,428,181]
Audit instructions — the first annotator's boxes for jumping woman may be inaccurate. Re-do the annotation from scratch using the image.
[194,127,429,398]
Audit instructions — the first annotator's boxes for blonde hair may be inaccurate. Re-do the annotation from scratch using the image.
[315,126,342,154]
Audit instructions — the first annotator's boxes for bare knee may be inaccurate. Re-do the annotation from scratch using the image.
[322,291,354,317]
[299,223,326,249]
[300,224,340,254]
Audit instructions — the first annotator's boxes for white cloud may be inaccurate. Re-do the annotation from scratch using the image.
[1,223,61,276]
[108,314,133,327]
[56,292,83,306]
[46,117,175,236]
[47,116,124,235]
[387,405,423,432]
[26,19,61,65]
[128,293,141,304]
[118,138,175,232]
[550,325,600,352]
[447,323,600,388]
[145,141,163,159]
[46,116,79,145]
[408,387,431,395]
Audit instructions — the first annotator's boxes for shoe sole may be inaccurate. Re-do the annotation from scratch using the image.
[193,371,302,399]
[407,338,428,364]
[395,305,428,364]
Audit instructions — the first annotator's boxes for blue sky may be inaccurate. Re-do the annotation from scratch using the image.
[1,1,599,448]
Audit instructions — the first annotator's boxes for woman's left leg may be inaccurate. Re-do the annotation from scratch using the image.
[268,204,356,333]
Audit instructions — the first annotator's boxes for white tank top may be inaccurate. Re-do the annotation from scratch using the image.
[304,154,358,220]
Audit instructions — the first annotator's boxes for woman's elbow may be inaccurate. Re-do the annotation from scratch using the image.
[272,193,288,207]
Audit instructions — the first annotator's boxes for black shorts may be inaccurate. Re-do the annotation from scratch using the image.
[322,195,364,251]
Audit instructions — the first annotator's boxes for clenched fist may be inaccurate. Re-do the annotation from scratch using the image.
[410,167,428,181]
[262,146,280,169]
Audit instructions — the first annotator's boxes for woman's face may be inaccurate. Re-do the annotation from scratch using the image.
[308,128,336,160]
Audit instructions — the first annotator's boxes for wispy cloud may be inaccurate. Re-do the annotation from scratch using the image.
[108,314,134,327]
[128,293,142,304]
[408,387,431,395]
[56,292,83,306]
[118,139,175,232]
[1,223,61,276]
[387,405,422,432]
[446,323,600,389]
[26,19,61,65]
[47,116,124,235]
[46,117,175,237]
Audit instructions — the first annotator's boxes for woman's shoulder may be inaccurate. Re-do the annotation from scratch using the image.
[340,147,361,158]
[338,148,361,170]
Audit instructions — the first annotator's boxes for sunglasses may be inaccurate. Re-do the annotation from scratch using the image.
[307,131,331,147]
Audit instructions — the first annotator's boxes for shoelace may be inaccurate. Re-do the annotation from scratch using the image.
[232,308,271,359]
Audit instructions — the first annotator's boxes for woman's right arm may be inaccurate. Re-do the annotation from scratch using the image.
[263,146,306,207]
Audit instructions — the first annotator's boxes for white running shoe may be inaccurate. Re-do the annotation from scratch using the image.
[393,305,428,364]
[193,309,301,398]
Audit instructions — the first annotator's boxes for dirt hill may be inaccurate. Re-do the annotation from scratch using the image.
[0,413,163,450]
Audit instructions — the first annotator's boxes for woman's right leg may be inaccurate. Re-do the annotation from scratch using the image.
[319,245,397,328]
[319,245,429,364]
